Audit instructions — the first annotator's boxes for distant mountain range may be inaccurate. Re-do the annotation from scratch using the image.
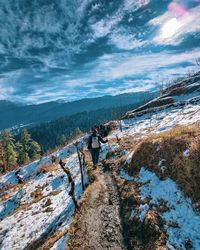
[0,92,157,130]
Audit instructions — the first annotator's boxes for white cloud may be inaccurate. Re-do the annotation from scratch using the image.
[91,13,123,38]
[151,5,200,45]
[0,80,14,100]
[123,0,150,11]
[107,49,200,80]
[110,33,146,50]
[61,49,200,94]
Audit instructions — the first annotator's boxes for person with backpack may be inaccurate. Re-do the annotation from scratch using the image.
[87,129,108,168]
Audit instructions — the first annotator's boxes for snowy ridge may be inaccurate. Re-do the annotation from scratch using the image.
[124,71,200,119]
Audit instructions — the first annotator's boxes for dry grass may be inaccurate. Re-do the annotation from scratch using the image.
[85,160,96,184]
[126,123,200,203]
[30,186,44,200]
[0,164,57,201]
[0,183,24,202]
[36,163,58,175]
[50,189,62,196]
[42,198,52,208]
[35,228,69,250]
[114,174,167,250]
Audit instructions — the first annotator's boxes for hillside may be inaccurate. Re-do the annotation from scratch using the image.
[1,73,200,249]
[124,71,200,120]
[0,92,156,131]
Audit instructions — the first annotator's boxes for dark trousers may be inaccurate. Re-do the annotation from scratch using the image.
[91,148,100,166]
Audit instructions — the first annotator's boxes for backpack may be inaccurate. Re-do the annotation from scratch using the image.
[92,136,100,149]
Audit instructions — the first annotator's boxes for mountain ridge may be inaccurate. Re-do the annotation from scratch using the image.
[0,91,156,130]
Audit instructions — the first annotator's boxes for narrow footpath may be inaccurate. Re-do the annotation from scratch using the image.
[68,167,126,250]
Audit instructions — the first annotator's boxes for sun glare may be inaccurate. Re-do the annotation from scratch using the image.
[160,17,181,39]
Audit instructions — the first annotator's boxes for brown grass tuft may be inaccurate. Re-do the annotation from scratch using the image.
[31,186,43,200]
[36,163,58,175]
[127,123,200,203]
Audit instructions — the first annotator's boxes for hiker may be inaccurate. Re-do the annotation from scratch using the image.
[91,125,99,134]
[88,129,108,168]
[99,124,109,137]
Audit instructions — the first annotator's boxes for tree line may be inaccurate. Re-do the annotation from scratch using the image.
[0,98,152,173]
[0,129,41,172]
[28,103,147,152]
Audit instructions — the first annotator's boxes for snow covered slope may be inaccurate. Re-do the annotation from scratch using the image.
[124,71,200,120]
[0,139,88,250]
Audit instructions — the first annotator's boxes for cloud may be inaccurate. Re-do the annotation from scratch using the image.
[0,79,14,100]
[110,33,146,50]
[0,0,199,104]
[151,5,200,45]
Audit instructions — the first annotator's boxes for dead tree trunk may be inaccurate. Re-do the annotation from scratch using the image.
[59,159,79,210]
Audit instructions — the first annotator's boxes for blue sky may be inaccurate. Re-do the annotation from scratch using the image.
[0,0,200,104]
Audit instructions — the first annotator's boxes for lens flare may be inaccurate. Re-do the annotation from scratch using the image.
[160,17,182,39]
[168,2,189,17]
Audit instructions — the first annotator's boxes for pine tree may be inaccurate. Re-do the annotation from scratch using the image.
[18,129,31,164]
[17,129,41,163]
[16,142,27,165]
[59,134,66,146]
[0,129,17,167]
[29,141,41,160]
[73,128,82,137]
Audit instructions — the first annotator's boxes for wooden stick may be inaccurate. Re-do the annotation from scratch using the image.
[76,145,85,192]
[59,159,79,209]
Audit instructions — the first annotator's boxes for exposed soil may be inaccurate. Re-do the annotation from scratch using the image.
[68,167,126,250]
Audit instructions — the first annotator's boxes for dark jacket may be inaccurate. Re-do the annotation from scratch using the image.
[87,134,107,150]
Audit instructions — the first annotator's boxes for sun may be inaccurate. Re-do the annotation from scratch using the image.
[160,17,182,39]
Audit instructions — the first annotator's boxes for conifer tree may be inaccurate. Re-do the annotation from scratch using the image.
[18,129,31,164]
[18,128,41,163]
[0,129,17,167]
[29,140,41,160]
[73,128,82,137]
[59,134,66,146]
[15,142,27,165]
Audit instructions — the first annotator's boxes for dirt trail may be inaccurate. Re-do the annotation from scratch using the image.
[68,168,126,250]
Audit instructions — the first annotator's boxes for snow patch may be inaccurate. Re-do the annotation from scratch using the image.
[51,234,69,250]
[138,167,200,249]
[125,151,134,165]
[183,149,190,158]
[139,203,149,222]
[158,159,167,172]
[120,169,134,181]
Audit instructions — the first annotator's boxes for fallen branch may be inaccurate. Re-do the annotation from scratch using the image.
[59,159,79,209]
